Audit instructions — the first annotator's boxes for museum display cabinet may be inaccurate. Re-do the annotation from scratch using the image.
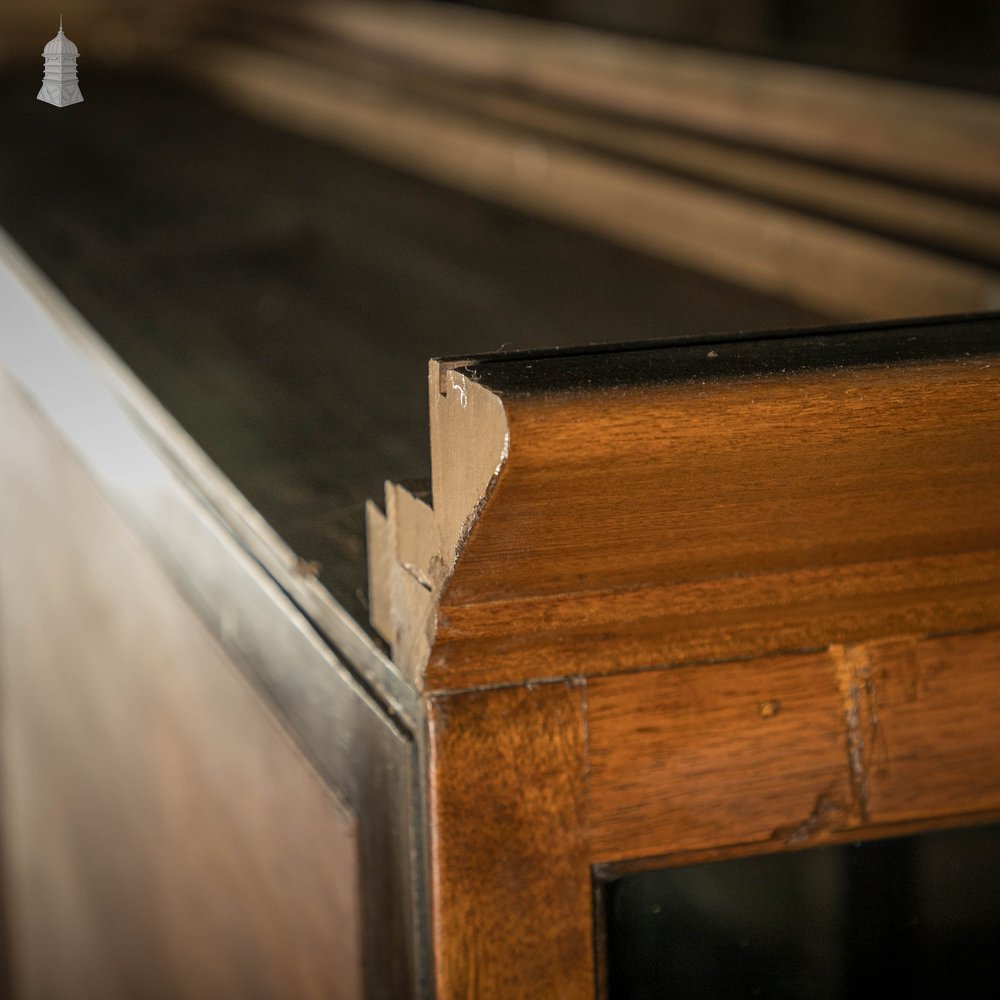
[4,230,1000,997]
[2,2,1000,998]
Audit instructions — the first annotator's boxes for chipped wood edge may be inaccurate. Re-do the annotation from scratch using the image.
[367,360,509,685]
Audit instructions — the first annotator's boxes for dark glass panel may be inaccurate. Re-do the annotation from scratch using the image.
[605,822,1000,999]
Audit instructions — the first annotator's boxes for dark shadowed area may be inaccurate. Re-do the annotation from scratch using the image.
[606,821,1000,999]
[0,71,823,617]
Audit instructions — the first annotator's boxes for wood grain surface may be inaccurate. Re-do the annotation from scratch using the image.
[426,681,593,1000]
[588,630,1000,868]
[409,333,1000,689]
[588,651,854,863]
[0,376,364,1000]
[838,632,1000,825]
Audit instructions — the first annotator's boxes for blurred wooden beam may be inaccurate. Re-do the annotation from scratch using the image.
[296,0,1000,198]
[0,0,223,67]
[183,34,1000,320]
[370,320,1000,690]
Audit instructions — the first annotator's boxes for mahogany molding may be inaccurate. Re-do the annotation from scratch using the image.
[369,316,1000,693]
[426,681,593,999]
[587,630,1000,866]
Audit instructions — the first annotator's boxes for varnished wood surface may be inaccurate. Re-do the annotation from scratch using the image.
[841,632,1000,825]
[0,71,823,625]
[426,682,593,999]
[587,629,1000,868]
[448,325,1000,600]
[588,651,853,863]
[0,375,364,1000]
[373,318,1000,688]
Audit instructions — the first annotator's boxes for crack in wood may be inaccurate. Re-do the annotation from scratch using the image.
[781,790,841,847]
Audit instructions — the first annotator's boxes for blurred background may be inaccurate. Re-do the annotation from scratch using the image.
[454,0,1000,92]
[2,0,999,615]
[3,9,1000,996]
[5,1,1000,87]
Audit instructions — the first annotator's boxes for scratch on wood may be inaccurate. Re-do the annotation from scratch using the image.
[833,642,890,822]
[399,558,434,592]
[450,374,468,409]
[833,643,869,819]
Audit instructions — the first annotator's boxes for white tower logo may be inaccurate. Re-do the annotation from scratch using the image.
[38,16,83,108]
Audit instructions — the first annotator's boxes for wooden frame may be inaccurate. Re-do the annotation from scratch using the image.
[371,317,1000,997]
[3,228,1000,998]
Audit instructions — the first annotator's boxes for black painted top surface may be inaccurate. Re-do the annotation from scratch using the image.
[453,312,1000,396]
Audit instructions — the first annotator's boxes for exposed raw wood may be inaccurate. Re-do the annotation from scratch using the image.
[367,482,440,684]
[365,498,394,643]
[368,363,510,679]
[0,375,364,1000]
[426,681,593,1000]
[427,359,510,573]
[371,321,1000,692]
[388,481,440,592]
